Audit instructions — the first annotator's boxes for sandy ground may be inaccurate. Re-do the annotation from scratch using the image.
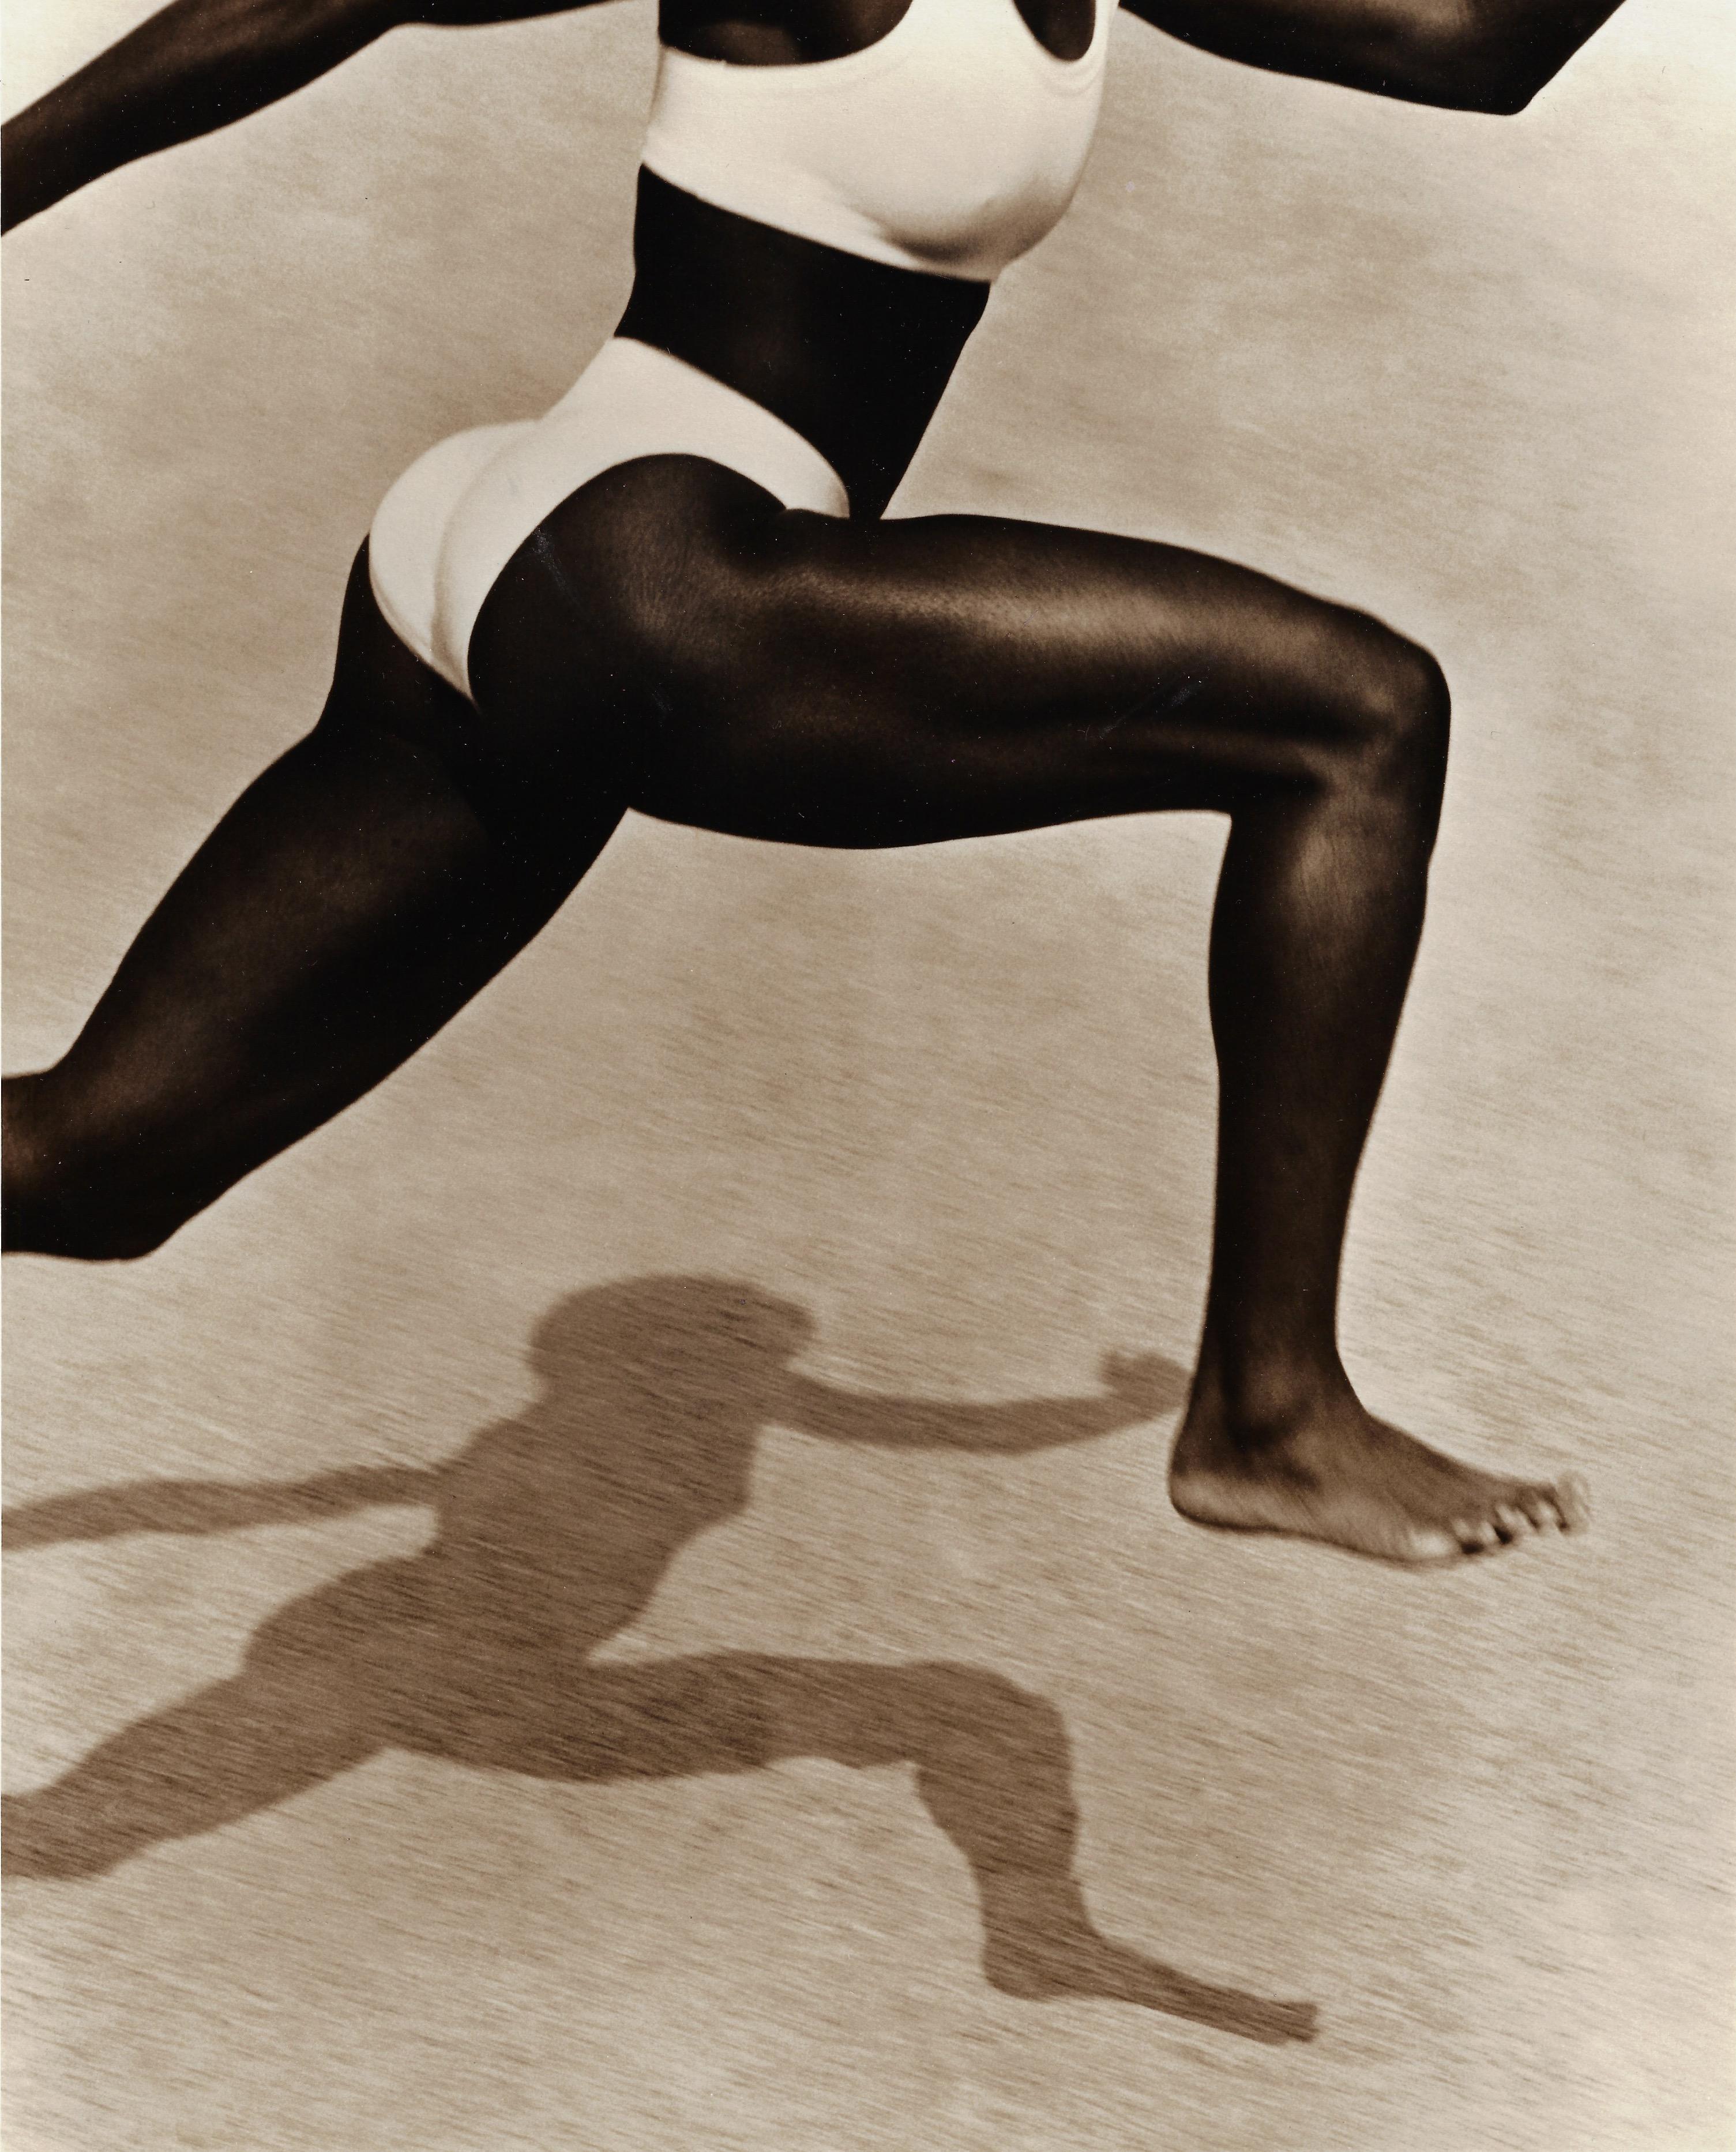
[5,2,1733,2147]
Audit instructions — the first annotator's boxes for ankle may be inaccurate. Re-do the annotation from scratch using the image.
[1183,1348,1351,1455]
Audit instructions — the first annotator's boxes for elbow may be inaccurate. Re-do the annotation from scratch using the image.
[1452,72,1539,115]
[1450,50,1545,113]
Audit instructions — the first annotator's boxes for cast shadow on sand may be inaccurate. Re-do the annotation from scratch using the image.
[4,1275,1315,2044]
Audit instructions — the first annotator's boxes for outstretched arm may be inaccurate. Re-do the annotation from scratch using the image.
[776,1350,1189,1455]
[2,0,618,233]
[2,1462,437,1549]
[1121,0,1628,113]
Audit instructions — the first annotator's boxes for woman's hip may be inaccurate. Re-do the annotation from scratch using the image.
[366,337,849,704]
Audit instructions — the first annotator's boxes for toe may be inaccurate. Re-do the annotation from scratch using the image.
[1493,1500,1532,1541]
[1515,1485,1561,1533]
[1557,1474,1591,1531]
[1403,1523,1462,1563]
[1452,1514,1499,1555]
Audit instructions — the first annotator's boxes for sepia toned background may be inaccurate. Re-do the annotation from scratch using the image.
[5,1,1733,2145]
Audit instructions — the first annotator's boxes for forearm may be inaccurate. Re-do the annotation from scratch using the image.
[2,0,400,231]
[1123,0,1628,112]
[1,1464,434,1548]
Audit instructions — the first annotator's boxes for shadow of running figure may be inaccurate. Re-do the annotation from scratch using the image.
[4,1275,1314,2044]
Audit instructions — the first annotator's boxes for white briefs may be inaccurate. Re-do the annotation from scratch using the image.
[368,4,1113,701]
[368,338,848,703]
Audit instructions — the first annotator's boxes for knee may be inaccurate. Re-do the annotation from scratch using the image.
[908,1664,1077,1864]
[914,1662,1069,1752]
[5,1190,183,1264]
[1325,615,1452,817]
[3,1073,185,1262]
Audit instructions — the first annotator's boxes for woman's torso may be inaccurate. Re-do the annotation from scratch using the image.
[618,0,1110,514]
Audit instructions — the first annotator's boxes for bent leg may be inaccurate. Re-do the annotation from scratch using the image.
[787,1657,1315,2041]
[3,549,625,1258]
[472,463,1585,1563]
[444,1650,1313,2040]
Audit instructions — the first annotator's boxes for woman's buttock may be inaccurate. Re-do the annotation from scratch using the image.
[367,337,849,704]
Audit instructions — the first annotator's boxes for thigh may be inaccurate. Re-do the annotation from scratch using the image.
[467,458,1429,849]
[24,551,626,1252]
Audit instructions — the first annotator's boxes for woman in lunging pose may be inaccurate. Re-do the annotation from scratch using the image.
[3,0,1622,1562]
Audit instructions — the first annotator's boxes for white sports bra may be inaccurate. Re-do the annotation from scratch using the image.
[641,0,1111,283]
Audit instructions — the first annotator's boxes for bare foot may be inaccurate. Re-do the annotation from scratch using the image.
[1169,1387,1588,1565]
[981,1876,1317,2043]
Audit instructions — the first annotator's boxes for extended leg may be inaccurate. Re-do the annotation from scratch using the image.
[2,1672,383,1879]
[3,550,625,1257]
[470,461,1587,1563]
[1,1554,431,1877]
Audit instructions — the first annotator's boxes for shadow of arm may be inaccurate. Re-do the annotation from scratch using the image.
[2,1463,437,1550]
[777,1351,1188,1454]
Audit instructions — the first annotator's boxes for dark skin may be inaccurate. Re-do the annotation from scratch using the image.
[2,0,1618,1560]
[0,0,1628,229]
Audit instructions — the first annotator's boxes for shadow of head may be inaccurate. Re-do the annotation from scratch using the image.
[441,1276,820,1559]
[457,1274,1185,1567]
[527,1274,814,1410]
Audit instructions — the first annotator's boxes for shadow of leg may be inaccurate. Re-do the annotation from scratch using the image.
[2,1673,382,1879]
[802,1658,1317,2045]
[1,1561,414,1879]
[456,1652,1316,2044]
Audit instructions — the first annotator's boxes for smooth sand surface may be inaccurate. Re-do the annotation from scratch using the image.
[5,3,1733,2146]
